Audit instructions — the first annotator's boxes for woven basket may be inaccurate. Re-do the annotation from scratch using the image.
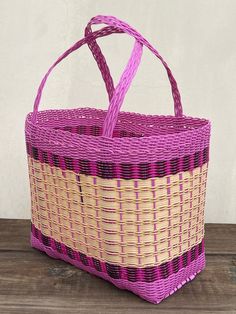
[25,15,211,304]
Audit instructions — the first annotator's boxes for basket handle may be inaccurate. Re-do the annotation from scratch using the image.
[84,24,114,101]
[85,16,183,137]
[32,26,142,123]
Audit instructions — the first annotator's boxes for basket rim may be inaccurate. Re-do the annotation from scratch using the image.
[25,106,211,143]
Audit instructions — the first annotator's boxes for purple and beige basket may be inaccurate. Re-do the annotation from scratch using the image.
[25,15,211,303]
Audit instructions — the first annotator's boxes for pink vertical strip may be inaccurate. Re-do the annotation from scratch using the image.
[117,179,125,265]
[42,162,49,218]
[41,162,52,238]
[201,164,208,239]
[59,156,66,171]
[30,158,41,228]
[38,162,46,232]
[77,175,89,255]
[38,149,43,164]
[188,170,193,250]
[190,154,195,172]
[167,176,171,259]
[198,151,204,240]
[151,178,158,264]
[89,163,96,177]
[179,172,183,254]
[73,159,79,174]
[53,166,62,243]
[67,173,75,248]
[93,177,103,260]
[116,163,121,179]
[48,152,54,168]
[166,161,171,176]
[134,180,141,266]
[195,166,202,244]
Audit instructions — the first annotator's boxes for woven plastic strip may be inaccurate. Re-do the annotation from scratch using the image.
[84,22,115,101]
[32,26,143,123]
[29,155,207,266]
[26,15,211,304]
[86,15,183,137]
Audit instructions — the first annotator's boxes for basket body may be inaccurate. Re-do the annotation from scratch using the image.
[26,108,210,304]
[26,15,211,303]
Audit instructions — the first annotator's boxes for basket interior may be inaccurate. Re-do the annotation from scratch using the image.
[36,107,209,138]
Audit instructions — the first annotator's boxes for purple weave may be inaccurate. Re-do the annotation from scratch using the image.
[31,223,204,283]
[31,233,205,304]
[25,108,210,164]
[27,142,209,179]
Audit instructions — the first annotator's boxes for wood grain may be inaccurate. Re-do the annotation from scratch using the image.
[0,219,235,314]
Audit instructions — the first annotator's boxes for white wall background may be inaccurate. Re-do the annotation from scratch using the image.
[0,0,235,223]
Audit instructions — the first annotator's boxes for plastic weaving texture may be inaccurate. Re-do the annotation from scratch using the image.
[25,15,211,303]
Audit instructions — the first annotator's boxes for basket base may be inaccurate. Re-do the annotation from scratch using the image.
[31,233,205,304]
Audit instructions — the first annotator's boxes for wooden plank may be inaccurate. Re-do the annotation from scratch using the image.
[204,224,236,255]
[0,219,31,251]
[0,219,236,255]
[0,250,235,314]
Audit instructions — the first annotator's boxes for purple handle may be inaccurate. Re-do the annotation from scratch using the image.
[33,15,183,139]
[85,24,114,101]
[32,26,142,122]
[86,15,183,137]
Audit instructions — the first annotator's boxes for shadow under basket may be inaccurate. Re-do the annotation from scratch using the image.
[26,15,211,303]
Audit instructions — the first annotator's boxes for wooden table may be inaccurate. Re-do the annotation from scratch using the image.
[0,219,235,314]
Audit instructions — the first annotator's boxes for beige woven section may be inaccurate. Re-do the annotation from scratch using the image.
[28,156,208,267]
